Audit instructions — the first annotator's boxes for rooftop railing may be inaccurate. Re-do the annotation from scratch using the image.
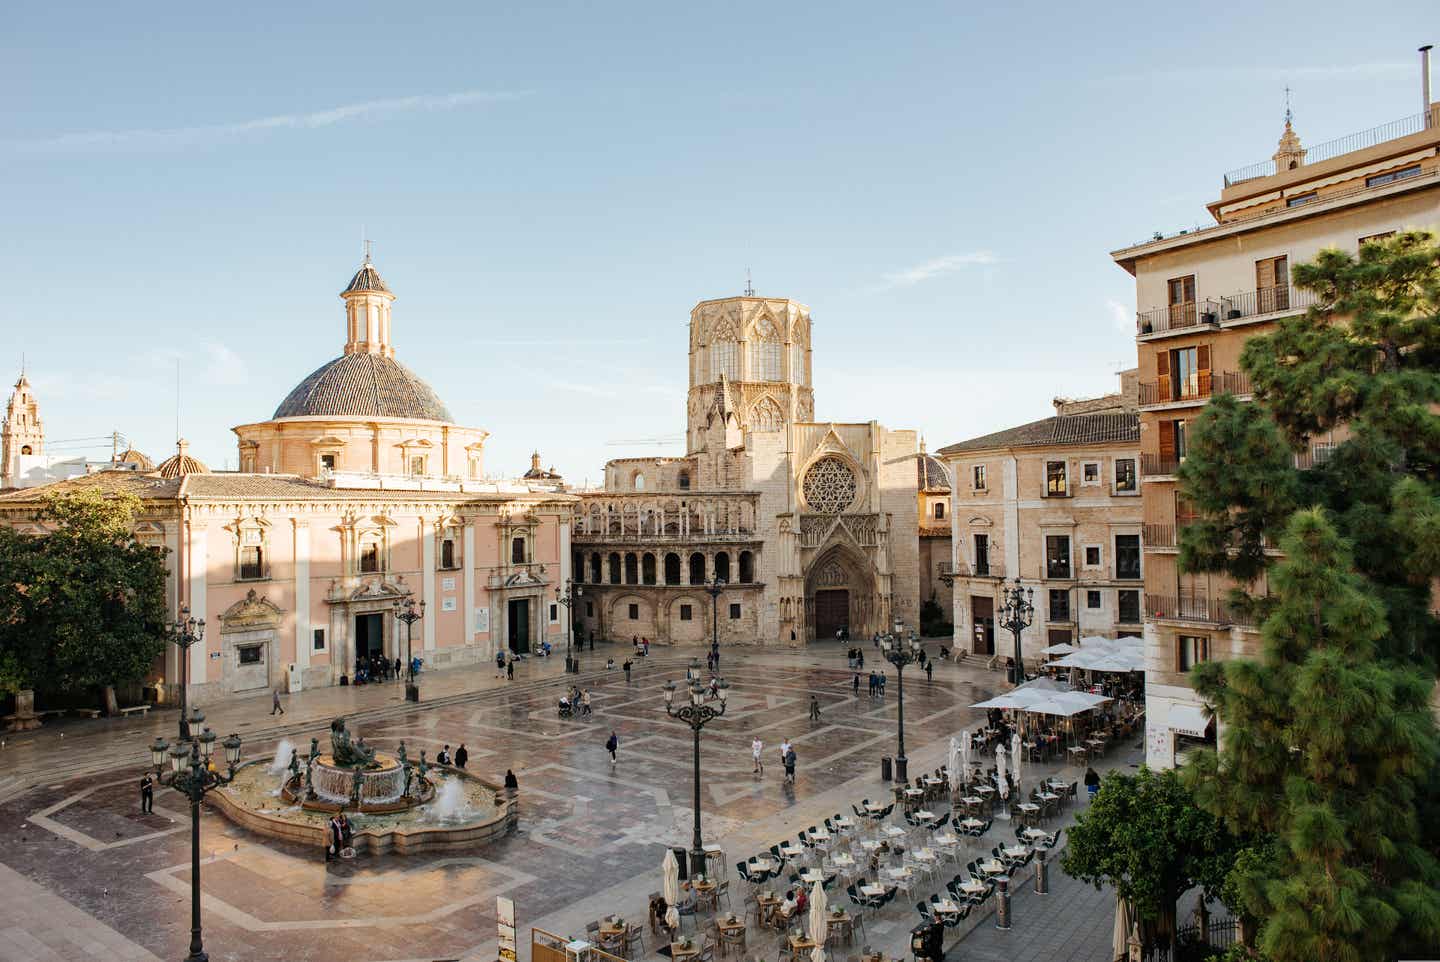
[1224,110,1432,187]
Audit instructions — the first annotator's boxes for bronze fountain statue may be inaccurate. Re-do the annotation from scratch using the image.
[329,717,379,769]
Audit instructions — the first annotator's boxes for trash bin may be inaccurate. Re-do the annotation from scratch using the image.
[672,846,689,880]
[881,755,893,782]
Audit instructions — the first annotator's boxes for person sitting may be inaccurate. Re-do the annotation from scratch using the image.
[606,657,616,669]
[649,895,672,937]
[778,889,798,920]
[676,883,697,920]
[795,887,808,914]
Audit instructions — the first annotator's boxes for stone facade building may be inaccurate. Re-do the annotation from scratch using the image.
[0,257,573,706]
[573,294,920,646]
[1111,94,1440,767]
[916,444,953,630]
[937,372,1142,665]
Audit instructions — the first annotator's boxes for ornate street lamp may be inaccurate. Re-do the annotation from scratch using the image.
[392,594,425,702]
[880,634,922,782]
[997,577,1035,685]
[169,606,206,740]
[556,580,583,674]
[665,673,728,879]
[149,712,242,962]
[705,575,726,652]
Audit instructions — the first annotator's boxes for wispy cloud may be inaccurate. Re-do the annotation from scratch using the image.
[878,251,997,289]
[7,89,527,153]
[1106,299,1132,334]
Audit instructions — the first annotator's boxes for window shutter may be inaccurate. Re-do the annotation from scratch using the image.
[1196,344,1211,396]
[1255,257,1274,291]
[1158,420,1175,461]
[1155,350,1170,400]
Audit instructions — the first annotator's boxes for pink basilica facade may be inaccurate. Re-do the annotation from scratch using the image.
[0,258,574,706]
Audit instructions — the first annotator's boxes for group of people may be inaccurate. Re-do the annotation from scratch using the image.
[860,669,888,697]
[436,743,469,768]
[631,636,651,657]
[325,812,354,861]
[495,649,517,680]
[844,647,867,669]
[750,735,798,783]
[352,653,404,686]
[558,686,593,717]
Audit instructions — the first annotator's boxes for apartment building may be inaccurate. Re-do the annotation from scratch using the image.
[1111,69,1440,768]
[937,372,1142,667]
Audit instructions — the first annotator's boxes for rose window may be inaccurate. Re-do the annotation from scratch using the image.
[803,456,858,513]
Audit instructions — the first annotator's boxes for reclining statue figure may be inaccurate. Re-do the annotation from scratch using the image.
[329,717,378,769]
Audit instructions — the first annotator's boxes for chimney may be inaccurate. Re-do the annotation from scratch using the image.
[1423,44,1434,128]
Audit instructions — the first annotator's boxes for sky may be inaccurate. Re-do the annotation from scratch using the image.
[2,2,1433,481]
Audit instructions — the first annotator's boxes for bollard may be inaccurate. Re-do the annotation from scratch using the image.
[1034,848,1049,894]
[995,875,1011,930]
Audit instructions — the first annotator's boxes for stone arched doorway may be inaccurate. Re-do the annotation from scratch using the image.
[803,546,875,641]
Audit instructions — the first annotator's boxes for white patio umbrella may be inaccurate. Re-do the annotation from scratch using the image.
[808,879,829,951]
[1112,895,1135,961]
[960,730,972,788]
[1010,731,1023,787]
[662,849,681,932]
[948,736,963,793]
[994,743,1008,801]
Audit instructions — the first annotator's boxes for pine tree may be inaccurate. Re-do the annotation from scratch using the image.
[1185,510,1440,960]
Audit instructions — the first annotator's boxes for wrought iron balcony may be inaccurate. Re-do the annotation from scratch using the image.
[1143,524,1177,549]
[1138,369,1253,407]
[1294,442,1339,471]
[1145,591,1233,625]
[1141,453,1181,478]
[1138,286,1315,338]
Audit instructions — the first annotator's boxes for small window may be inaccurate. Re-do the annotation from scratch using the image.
[1084,545,1101,567]
[549,603,558,623]
[1178,634,1210,672]
[511,536,526,564]
[934,502,946,520]
[1082,462,1100,485]
[409,455,426,476]
[312,629,326,652]
[1365,164,1420,188]
[1285,192,1317,208]
[1086,590,1102,610]
[238,645,263,666]
[1045,461,1067,496]
[678,470,691,490]
[1118,590,1141,624]
[359,542,381,573]
[585,601,594,617]
[634,472,646,491]
[628,603,639,619]
[239,546,264,580]
[1048,590,1070,622]
[1115,534,1142,580]
[1046,535,1071,578]
[972,465,986,490]
[680,604,693,621]
[1115,459,1137,493]
[441,538,456,569]
[320,453,336,471]
[729,603,741,619]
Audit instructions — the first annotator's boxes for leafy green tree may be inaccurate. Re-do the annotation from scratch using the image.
[1062,765,1238,948]
[1185,510,1440,961]
[0,488,168,713]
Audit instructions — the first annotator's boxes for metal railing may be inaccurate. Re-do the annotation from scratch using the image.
[1145,592,1232,625]
[1143,524,1176,548]
[1139,285,1315,336]
[1139,369,1253,407]
[1141,453,1181,477]
[1294,441,1339,470]
[1137,299,1219,336]
[1225,110,1433,186]
[940,559,1005,579]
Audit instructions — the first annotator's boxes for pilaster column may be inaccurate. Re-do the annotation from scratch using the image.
[293,520,310,670]
[187,523,208,685]
[421,519,437,651]
[462,521,477,653]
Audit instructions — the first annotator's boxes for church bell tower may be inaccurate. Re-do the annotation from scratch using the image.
[1,372,45,488]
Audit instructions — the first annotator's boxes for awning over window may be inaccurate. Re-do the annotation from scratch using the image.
[1168,702,1213,738]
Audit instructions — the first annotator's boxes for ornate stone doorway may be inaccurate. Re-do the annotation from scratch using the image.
[813,588,850,640]
[507,598,531,654]
[355,613,385,662]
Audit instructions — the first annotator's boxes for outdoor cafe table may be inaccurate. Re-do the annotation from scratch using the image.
[960,796,982,808]
[1037,791,1060,802]
[980,859,1006,877]
[671,942,701,962]
[911,848,938,865]
[833,816,856,830]
[749,858,776,874]
[958,879,987,896]
[831,852,857,869]
[931,899,961,917]
[859,883,888,897]
[859,839,882,852]
[973,785,995,796]
[1045,778,1068,791]
[598,921,626,940]
[1003,845,1029,860]
[756,893,781,926]
[780,844,804,858]
[882,825,907,840]
[904,788,925,799]
[1068,746,1088,762]
[800,870,826,885]
[913,810,935,821]
[958,817,984,831]
[565,940,593,962]
[922,775,945,786]
[808,829,832,843]
[863,800,887,812]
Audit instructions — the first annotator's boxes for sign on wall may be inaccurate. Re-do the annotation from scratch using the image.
[442,596,457,612]
[442,576,456,591]
[497,895,516,962]
[474,607,490,634]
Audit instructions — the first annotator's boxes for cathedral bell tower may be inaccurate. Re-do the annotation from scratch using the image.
[1,372,45,488]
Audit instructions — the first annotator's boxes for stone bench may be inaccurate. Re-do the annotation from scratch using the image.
[36,709,66,719]
[72,708,102,719]
[118,705,150,718]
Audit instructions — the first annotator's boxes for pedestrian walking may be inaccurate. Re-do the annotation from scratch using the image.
[271,687,285,716]
[783,746,797,784]
[496,650,506,678]
[605,730,618,765]
[852,672,860,696]
[623,659,633,683]
[925,660,933,683]
[809,695,821,721]
[589,634,595,651]
[394,656,402,679]
[506,656,515,681]
[581,689,593,715]
[455,744,469,769]
[751,736,764,775]
[778,737,792,771]
[140,772,154,814]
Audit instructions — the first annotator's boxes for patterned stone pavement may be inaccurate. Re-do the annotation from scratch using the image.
[0,644,1138,962]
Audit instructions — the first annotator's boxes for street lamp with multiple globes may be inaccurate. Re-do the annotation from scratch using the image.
[664,672,728,878]
[704,574,726,651]
[880,634,922,782]
[997,577,1035,685]
[148,711,243,962]
[392,594,425,702]
[556,580,583,674]
[169,606,206,740]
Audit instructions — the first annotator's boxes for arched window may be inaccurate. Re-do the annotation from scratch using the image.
[751,396,784,432]
[678,470,690,490]
[689,552,706,585]
[739,550,754,583]
[664,553,681,585]
[711,340,739,380]
[625,553,639,584]
[359,542,381,573]
[634,472,645,491]
[512,536,527,564]
[441,537,456,569]
[714,552,731,582]
[642,554,656,585]
[608,553,621,584]
[590,552,602,583]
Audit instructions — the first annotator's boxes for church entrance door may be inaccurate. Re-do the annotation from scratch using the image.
[814,589,850,641]
[970,596,995,655]
[508,599,530,654]
[355,613,385,666]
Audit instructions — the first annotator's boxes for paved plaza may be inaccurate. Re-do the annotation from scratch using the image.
[0,644,1137,962]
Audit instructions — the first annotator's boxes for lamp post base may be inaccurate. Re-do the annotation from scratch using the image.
[405,683,420,703]
[895,754,909,782]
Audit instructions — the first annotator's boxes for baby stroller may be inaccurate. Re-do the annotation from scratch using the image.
[558,698,574,718]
